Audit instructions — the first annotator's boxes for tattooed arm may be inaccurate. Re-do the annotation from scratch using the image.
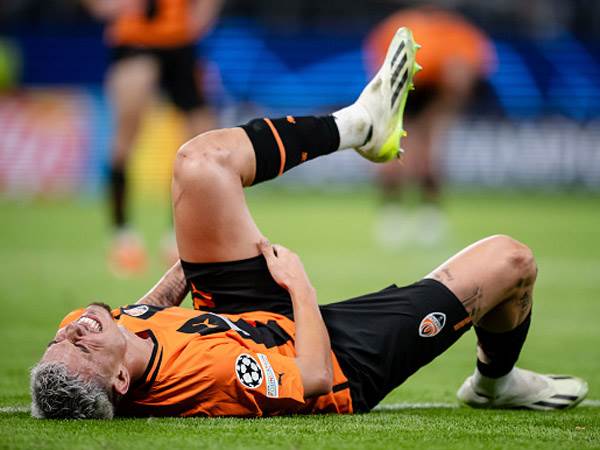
[136,261,189,307]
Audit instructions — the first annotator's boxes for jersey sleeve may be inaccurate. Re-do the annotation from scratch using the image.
[207,343,306,416]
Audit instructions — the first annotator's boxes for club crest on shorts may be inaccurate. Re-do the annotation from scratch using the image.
[235,354,263,389]
[419,312,446,338]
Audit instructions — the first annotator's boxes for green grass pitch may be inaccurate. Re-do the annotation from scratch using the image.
[1,188,599,449]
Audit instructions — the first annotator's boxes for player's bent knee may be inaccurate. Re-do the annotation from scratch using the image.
[176,130,233,168]
[510,244,536,280]
[174,131,234,186]
[488,234,537,282]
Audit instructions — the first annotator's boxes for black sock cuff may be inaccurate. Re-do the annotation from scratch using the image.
[241,115,340,185]
[321,115,341,151]
[476,311,532,378]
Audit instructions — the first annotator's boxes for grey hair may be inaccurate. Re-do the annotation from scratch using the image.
[30,362,115,419]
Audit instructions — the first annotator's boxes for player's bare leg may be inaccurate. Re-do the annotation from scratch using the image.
[426,235,588,409]
[106,55,159,275]
[170,28,586,409]
[172,128,263,262]
[173,27,419,263]
[160,105,218,267]
[427,235,534,331]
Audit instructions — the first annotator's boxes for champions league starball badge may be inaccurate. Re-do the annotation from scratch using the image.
[235,354,263,389]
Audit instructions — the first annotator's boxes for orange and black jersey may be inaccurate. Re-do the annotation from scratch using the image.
[106,0,199,48]
[59,305,353,417]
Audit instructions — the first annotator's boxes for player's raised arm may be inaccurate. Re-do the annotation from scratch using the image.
[258,241,333,397]
[136,261,189,307]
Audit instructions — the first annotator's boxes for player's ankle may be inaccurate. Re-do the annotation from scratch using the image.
[333,102,372,150]
[473,366,516,396]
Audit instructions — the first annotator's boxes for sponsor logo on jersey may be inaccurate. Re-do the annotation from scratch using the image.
[122,305,149,317]
[235,354,263,389]
[418,312,446,337]
[257,353,279,398]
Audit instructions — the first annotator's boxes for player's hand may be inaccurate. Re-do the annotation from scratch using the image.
[258,240,314,295]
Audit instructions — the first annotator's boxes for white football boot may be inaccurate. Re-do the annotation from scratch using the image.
[355,27,421,162]
[457,367,588,410]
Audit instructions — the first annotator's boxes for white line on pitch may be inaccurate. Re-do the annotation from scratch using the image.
[374,399,600,410]
[0,406,29,413]
[375,402,457,410]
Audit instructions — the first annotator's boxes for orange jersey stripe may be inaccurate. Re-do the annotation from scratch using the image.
[263,118,287,176]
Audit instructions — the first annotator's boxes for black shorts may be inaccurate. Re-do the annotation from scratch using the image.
[181,256,472,412]
[110,44,205,112]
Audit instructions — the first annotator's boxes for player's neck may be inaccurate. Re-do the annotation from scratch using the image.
[123,329,155,381]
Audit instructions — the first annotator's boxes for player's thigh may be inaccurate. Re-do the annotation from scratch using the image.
[172,128,264,263]
[425,235,536,327]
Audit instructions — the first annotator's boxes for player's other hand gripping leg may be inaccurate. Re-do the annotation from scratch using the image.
[457,367,588,410]
[354,27,421,162]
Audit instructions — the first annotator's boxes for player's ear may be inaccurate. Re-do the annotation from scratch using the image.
[113,365,130,396]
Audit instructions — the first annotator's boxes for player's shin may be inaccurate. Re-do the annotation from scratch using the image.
[475,312,531,379]
[471,312,531,394]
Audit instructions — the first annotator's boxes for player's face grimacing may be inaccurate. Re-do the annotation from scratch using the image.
[41,303,129,393]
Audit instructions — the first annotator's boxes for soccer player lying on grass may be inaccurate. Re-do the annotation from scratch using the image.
[31,28,588,419]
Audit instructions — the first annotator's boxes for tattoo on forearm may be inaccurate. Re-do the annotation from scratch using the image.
[139,262,189,307]
[152,277,187,307]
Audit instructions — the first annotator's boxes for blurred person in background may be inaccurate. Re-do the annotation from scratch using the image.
[365,6,496,248]
[84,0,223,276]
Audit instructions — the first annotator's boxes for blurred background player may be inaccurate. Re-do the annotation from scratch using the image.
[365,6,496,248]
[84,0,223,275]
